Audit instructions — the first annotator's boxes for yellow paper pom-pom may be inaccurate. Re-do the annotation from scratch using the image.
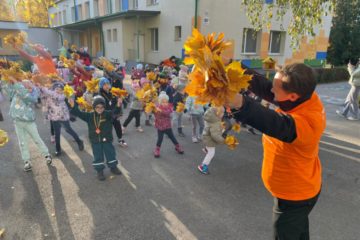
[76,97,93,112]
[176,102,185,113]
[111,87,128,98]
[0,129,9,147]
[225,135,239,150]
[232,123,241,133]
[63,84,74,99]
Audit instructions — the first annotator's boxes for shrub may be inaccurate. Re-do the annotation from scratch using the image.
[313,67,349,83]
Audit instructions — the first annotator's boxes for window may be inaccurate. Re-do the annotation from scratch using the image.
[106,0,112,14]
[174,26,181,41]
[147,0,159,6]
[58,12,62,25]
[84,2,90,19]
[150,28,159,51]
[63,10,67,24]
[113,29,118,42]
[107,29,112,42]
[77,4,83,20]
[268,31,282,54]
[71,6,75,22]
[242,28,258,54]
[133,0,139,9]
[94,0,99,17]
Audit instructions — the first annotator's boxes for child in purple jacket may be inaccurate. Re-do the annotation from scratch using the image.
[153,91,184,158]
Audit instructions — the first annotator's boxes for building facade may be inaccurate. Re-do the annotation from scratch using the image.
[49,0,332,67]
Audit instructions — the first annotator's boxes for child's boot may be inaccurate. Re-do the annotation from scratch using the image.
[175,144,184,154]
[77,140,84,151]
[97,170,106,181]
[153,146,160,158]
[178,128,185,137]
[145,119,151,126]
[110,166,122,175]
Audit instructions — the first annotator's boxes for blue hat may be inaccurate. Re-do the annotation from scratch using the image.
[85,65,96,71]
[52,82,64,90]
[99,77,111,89]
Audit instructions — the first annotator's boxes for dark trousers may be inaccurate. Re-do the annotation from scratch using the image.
[50,120,55,136]
[123,109,141,127]
[156,128,178,147]
[273,191,320,240]
[112,118,123,139]
[91,142,118,171]
[53,120,81,152]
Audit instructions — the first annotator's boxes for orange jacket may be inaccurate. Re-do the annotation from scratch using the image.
[262,93,326,200]
[33,56,57,75]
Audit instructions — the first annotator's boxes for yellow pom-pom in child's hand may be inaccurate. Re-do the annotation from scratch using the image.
[64,84,74,99]
[0,129,9,147]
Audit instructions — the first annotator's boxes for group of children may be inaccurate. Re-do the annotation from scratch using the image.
[0,49,247,180]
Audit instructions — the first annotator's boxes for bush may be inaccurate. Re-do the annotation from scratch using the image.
[314,67,349,83]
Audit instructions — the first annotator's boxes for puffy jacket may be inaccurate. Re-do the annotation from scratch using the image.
[154,103,173,131]
[202,107,224,147]
[3,82,38,122]
[349,66,360,87]
[185,96,205,115]
[40,87,70,121]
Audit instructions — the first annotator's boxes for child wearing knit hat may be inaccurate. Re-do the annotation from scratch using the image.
[68,95,123,181]
[153,91,184,158]
[122,80,144,133]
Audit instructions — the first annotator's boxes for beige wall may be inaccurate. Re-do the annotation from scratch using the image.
[102,19,124,62]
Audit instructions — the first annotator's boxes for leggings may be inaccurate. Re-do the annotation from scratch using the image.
[112,118,123,139]
[123,109,141,127]
[156,128,178,147]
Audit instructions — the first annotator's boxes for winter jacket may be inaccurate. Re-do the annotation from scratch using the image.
[128,89,143,110]
[98,88,122,118]
[185,96,205,115]
[154,103,173,131]
[349,66,360,87]
[3,82,38,122]
[40,87,70,121]
[57,67,71,83]
[202,107,225,147]
[70,103,120,144]
[173,92,186,111]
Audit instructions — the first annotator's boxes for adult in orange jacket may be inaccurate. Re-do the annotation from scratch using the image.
[229,63,326,239]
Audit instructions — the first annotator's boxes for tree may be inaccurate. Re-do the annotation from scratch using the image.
[0,0,55,27]
[327,0,360,66]
[241,0,336,49]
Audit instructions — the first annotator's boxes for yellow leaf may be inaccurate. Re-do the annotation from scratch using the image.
[232,123,241,133]
[63,84,74,99]
[225,135,239,150]
[0,130,9,147]
[176,102,185,113]
[111,87,128,98]
[50,13,55,19]
[84,78,100,93]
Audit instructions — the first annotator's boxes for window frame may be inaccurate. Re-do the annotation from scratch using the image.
[113,29,118,42]
[174,26,181,41]
[150,28,159,51]
[268,30,283,55]
[107,29,112,42]
[242,28,258,55]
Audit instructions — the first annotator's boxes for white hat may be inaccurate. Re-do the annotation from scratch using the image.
[158,91,169,103]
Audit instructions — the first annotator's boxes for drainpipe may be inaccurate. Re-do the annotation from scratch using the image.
[74,0,78,22]
[136,15,140,62]
[194,0,199,29]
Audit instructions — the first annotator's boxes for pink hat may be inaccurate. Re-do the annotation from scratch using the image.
[140,77,150,86]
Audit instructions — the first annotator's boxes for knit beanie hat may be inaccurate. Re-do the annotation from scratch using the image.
[52,82,64,90]
[92,95,106,108]
[136,63,143,70]
[99,77,111,89]
[158,91,169,103]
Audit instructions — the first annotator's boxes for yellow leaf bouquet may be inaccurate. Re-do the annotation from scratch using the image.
[0,129,9,147]
[184,28,252,106]
[3,31,28,48]
[111,87,128,98]
[99,57,115,72]
[146,72,157,81]
[232,123,241,133]
[145,102,157,114]
[84,78,100,93]
[176,102,185,113]
[76,97,93,112]
[31,73,52,87]
[63,84,74,99]
[225,135,239,150]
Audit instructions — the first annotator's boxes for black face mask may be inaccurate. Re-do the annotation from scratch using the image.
[276,95,311,112]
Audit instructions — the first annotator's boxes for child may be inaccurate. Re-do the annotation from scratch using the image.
[68,95,122,181]
[2,78,52,171]
[185,96,205,143]
[172,84,187,137]
[122,80,144,132]
[40,82,84,156]
[98,77,127,147]
[198,107,225,174]
[153,91,184,157]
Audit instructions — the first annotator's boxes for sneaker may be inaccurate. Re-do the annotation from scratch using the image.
[118,139,128,147]
[110,167,122,175]
[202,147,208,154]
[175,144,184,154]
[136,127,144,132]
[24,161,32,172]
[153,146,160,158]
[192,136,198,143]
[197,164,209,175]
[78,140,84,151]
[45,155,52,165]
[347,116,359,121]
[178,132,186,137]
[50,135,55,144]
[97,170,106,181]
[197,135,203,141]
[336,110,345,118]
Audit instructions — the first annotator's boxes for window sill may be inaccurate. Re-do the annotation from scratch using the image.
[268,53,282,56]
[174,39,181,42]
[241,52,258,56]
[151,50,159,53]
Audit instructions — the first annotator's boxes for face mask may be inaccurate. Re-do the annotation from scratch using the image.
[276,95,311,111]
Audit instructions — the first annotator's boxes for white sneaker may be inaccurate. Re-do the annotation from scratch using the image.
[136,127,144,132]
[24,161,32,172]
[197,135,203,141]
[45,155,52,165]
[192,136,198,143]
[118,139,128,147]
[347,116,359,121]
[336,110,345,118]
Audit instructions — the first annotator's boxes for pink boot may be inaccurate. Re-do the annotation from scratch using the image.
[153,146,160,158]
[175,144,184,154]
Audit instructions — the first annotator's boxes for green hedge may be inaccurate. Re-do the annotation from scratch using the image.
[313,67,349,83]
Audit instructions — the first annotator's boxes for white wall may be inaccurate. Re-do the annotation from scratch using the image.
[102,19,124,63]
